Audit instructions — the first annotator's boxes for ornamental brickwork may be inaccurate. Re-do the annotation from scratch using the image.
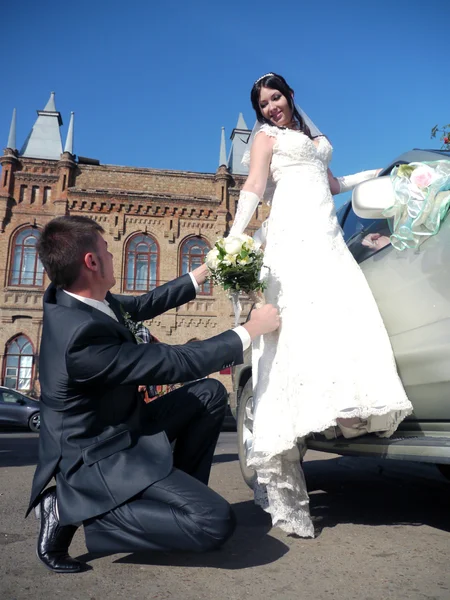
[0,116,269,395]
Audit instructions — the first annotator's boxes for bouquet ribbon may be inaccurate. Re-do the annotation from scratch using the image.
[231,290,265,327]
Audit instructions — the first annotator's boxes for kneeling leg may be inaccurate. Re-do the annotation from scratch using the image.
[84,468,235,555]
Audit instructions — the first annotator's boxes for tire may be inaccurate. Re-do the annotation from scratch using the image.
[237,379,257,488]
[28,412,40,433]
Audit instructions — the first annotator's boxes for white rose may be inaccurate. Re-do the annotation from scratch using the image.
[243,236,255,250]
[237,256,253,266]
[205,248,220,269]
[223,236,243,255]
[223,253,237,266]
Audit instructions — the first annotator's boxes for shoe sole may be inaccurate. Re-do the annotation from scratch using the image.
[36,548,82,573]
[36,500,82,574]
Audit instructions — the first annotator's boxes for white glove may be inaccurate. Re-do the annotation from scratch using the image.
[229,190,260,236]
[337,169,380,194]
[253,219,269,247]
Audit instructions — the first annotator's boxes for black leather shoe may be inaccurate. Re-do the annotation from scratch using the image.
[36,486,82,573]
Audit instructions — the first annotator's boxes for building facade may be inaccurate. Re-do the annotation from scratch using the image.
[0,94,268,395]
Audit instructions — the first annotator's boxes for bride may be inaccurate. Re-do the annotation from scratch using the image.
[229,72,413,537]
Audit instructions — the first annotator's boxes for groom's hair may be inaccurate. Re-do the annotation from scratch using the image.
[38,216,105,289]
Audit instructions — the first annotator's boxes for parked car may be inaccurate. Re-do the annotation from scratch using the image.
[0,386,40,432]
[230,147,450,485]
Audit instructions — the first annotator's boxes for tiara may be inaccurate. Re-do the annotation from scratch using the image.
[254,72,275,85]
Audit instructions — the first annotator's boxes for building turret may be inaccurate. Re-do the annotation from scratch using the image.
[227,113,251,175]
[0,109,20,229]
[20,92,63,160]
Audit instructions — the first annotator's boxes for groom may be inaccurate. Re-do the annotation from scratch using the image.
[27,216,279,573]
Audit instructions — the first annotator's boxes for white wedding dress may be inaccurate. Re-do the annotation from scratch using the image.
[237,124,413,537]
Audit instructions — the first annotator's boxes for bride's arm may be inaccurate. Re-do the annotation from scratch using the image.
[327,167,382,196]
[242,133,274,197]
[229,133,274,236]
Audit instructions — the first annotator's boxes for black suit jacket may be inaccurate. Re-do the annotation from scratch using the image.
[27,275,243,525]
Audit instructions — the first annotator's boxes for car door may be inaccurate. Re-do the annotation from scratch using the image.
[0,390,28,426]
[340,203,450,422]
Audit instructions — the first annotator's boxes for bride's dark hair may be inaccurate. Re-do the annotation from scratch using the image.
[250,73,314,139]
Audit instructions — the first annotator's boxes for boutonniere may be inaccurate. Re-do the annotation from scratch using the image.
[119,305,144,344]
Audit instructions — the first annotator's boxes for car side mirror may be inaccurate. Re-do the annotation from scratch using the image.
[15,398,26,405]
[352,176,395,220]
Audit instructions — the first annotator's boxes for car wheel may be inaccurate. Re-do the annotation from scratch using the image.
[237,379,257,488]
[28,412,40,433]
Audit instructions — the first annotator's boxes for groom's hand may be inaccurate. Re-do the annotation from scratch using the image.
[243,304,280,339]
[191,263,209,286]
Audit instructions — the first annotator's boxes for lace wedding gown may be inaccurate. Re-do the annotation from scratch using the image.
[240,124,413,537]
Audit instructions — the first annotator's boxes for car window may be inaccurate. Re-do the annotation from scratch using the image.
[341,209,375,243]
[335,202,349,227]
[0,390,22,404]
[346,211,392,264]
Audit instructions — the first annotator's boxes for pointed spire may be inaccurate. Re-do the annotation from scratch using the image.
[44,92,57,112]
[219,127,227,167]
[7,108,17,150]
[64,112,75,154]
[235,112,248,130]
[20,92,63,160]
[228,112,251,175]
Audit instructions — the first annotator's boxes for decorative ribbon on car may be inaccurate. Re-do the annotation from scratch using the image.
[384,161,450,251]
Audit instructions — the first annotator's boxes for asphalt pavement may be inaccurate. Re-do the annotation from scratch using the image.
[1,430,449,600]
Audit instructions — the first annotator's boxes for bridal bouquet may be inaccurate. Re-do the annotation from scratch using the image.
[205,234,266,324]
[385,161,450,251]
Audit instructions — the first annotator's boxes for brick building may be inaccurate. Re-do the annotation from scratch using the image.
[0,93,268,395]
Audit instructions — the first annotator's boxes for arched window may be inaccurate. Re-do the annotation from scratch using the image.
[180,237,211,295]
[125,234,159,291]
[3,335,34,391]
[10,228,44,287]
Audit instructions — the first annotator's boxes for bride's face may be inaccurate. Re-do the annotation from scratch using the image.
[259,86,293,127]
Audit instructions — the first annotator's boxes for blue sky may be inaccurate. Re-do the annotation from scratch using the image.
[1,0,449,207]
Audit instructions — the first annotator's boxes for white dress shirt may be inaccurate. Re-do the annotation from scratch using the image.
[63,273,251,351]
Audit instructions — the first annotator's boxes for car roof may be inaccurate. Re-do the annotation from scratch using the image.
[338,148,450,217]
[380,148,450,174]
[0,386,33,396]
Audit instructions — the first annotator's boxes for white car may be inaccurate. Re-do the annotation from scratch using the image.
[230,147,450,486]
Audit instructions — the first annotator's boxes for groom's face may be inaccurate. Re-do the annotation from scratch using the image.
[93,233,116,290]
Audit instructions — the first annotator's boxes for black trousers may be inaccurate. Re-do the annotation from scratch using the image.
[84,379,235,554]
